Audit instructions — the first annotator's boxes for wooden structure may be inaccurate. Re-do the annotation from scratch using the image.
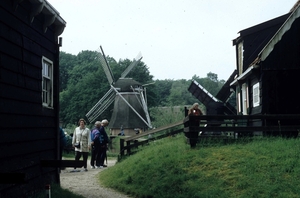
[187,70,237,138]
[184,114,300,147]
[85,47,152,136]
[0,0,66,197]
[119,121,183,157]
[230,2,300,137]
[188,70,237,116]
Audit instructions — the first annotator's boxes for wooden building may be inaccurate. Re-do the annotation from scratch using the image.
[230,2,300,137]
[0,0,66,197]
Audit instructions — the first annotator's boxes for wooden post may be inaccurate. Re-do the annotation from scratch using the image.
[126,140,131,155]
[120,138,124,156]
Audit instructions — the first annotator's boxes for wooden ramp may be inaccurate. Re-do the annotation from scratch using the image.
[124,120,183,142]
[119,120,184,157]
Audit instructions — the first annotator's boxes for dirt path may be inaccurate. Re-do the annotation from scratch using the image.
[60,159,131,198]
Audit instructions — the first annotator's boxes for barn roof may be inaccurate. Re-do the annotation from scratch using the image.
[290,0,300,12]
[258,3,300,62]
[231,1,300,85]
[22,0,66,36]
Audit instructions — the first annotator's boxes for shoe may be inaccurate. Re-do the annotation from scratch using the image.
[96,166,103,169]
[91,166,95,169]
[70,169,79,172]
[103,164,107,167]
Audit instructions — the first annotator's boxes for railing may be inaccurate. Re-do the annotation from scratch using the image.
[184,114,300,147]
[119,121,183,157]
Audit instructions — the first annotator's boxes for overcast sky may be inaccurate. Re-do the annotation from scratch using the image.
[49,0,297,81]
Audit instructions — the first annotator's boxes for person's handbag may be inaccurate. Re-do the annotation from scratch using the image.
[74,128,83,149]
[74,142,80,148]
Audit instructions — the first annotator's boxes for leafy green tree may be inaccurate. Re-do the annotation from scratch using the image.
[192,74,224,96]
[59,52,77,91]
[59,51,154,125]
[59,50,228,126]
[167,79,190,106]
[149,106,186,128]
[151,79,173,106]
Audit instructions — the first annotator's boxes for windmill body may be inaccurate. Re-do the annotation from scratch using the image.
[86,46,152,136]
[110,78,149,136]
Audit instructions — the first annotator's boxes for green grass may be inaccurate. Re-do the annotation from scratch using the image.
[31,183,84,198]
[99,134,300,198]
[37,135,300,197]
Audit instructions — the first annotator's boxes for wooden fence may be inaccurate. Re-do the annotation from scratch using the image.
[184,114,300,147]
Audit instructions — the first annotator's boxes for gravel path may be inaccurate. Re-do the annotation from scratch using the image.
[60,159,131,198]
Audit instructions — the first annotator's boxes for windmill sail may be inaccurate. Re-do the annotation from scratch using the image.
[86,46,152,135]
[139,89,152,128]
[99,46,115,85]
[120,52,143,78]
[188,79,236,115]
[85,88,115,122]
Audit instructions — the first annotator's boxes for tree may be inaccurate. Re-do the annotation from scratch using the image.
[151,80,173,106]
[59,52,77,91]
[59,51,154,125]
[59,51,228,126]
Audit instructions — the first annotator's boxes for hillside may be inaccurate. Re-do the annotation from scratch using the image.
[99,134,300,198]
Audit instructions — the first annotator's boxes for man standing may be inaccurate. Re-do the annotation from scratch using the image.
[90,121,101,169]
[98,119,109,168]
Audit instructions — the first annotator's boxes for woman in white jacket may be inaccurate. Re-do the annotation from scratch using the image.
[71,118,91,172]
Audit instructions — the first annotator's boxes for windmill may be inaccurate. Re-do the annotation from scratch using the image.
[86,46,152,136]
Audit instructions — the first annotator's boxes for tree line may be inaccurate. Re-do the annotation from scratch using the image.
[59,50,225,127]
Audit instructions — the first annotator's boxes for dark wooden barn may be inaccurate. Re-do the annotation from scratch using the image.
[0,0,66,197]
[230,1,300,137]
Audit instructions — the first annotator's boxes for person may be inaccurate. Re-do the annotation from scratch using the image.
[118,125,125,136]
[188,103,203,116]
[98,119,109,168]
[59,127,67,172]
[90,121,102,169]
[71,118,91,172]
[59,127,67,160]
[188,103,203,147]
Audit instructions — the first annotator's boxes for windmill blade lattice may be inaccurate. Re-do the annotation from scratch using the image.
[85,88,115,123]
[120,52,143,78]
[98,46,115,85]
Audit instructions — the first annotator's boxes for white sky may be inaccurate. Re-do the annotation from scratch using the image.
[49,0,297,81]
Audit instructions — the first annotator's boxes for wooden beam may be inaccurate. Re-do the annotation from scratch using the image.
[124,120,183,141]
[41,160,85,168]
[184,125,300,132]
[0,173,26,184]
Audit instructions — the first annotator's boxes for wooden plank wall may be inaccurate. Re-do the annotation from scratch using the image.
[0,0,60,197]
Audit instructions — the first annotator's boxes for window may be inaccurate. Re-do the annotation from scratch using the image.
[242,83,249,115]
[238,42,243,75]
[42,57,53,108]
[253,83,260,107]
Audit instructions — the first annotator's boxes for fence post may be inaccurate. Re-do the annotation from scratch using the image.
[126,140,131,155]
[120,138,124,156]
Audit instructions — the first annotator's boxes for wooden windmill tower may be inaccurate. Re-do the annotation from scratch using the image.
[86,46,152,136]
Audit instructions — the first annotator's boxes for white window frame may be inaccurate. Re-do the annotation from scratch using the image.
[42,56,53,108]
[242,83,249,115]
[253,83,260,107]
[238,42,243,75]
[237,92,241,113]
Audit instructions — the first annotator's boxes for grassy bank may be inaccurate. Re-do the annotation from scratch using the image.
[99,134,300,198]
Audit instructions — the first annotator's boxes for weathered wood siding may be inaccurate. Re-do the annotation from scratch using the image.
[0,0,65,197]
[261,17,300,115]
[240,14,289,71]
